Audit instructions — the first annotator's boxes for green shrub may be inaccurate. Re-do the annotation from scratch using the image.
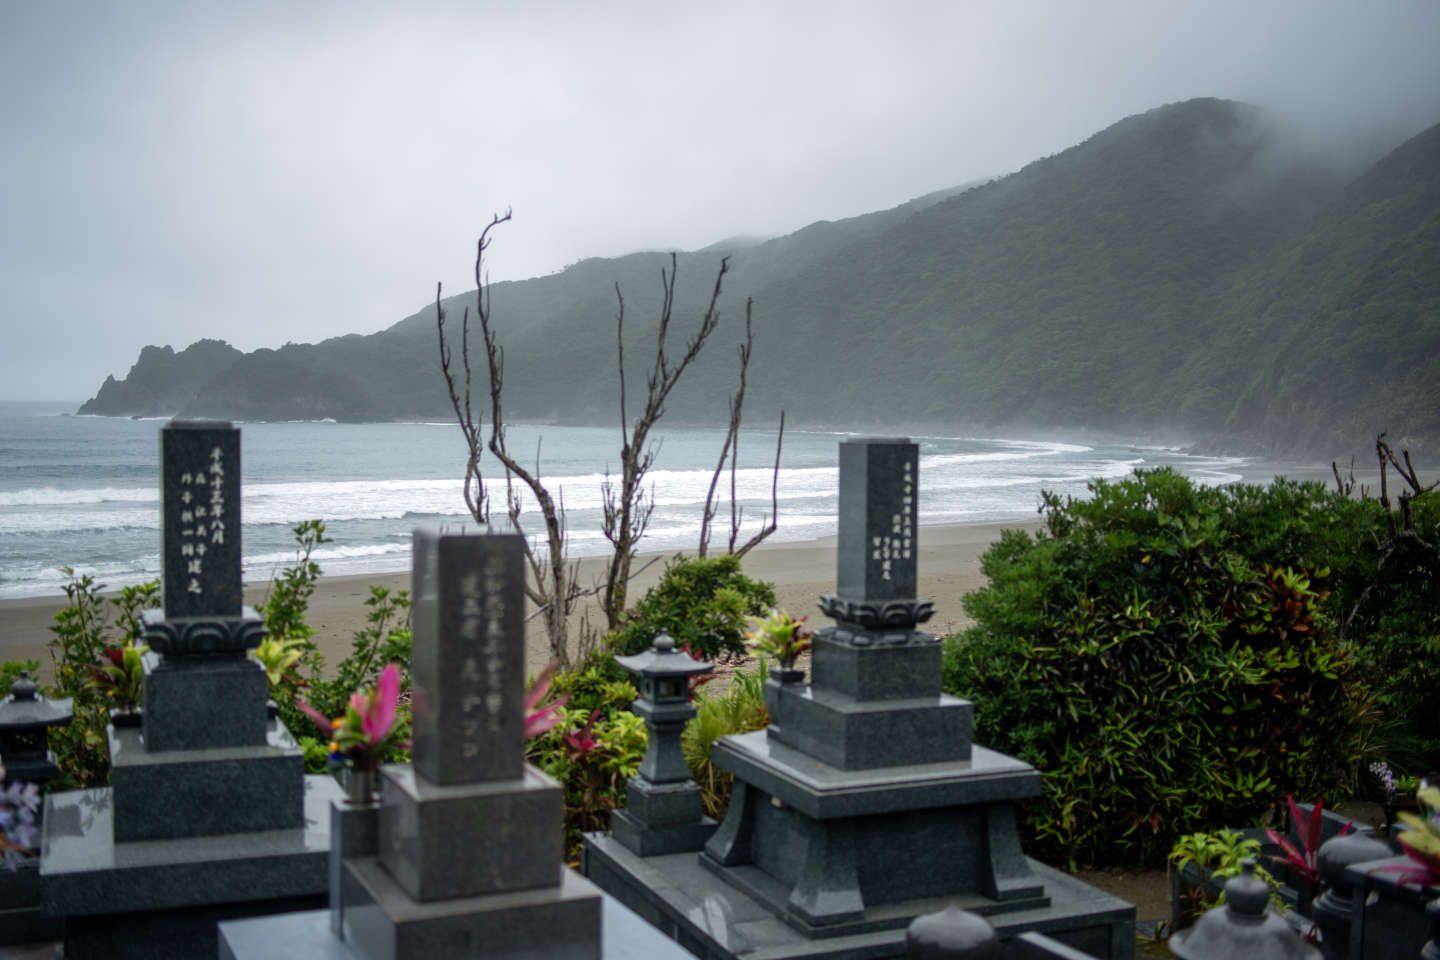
[526,665,645,862]
[609,554,776,660]
[943,469,1375,868]
[682,664,769,820]
[44,572,161,788]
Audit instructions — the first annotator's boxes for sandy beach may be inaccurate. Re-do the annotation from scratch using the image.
[0,520,1039,682]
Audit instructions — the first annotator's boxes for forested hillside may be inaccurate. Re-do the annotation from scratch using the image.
[81,99,1440,456]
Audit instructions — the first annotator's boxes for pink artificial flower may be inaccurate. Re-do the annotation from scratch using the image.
[524,662,570,739]
[363,663,401,746]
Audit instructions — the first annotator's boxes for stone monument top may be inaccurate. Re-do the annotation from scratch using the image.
[160,420,242,620]
[819,438,934,632]
[409,529,526,787]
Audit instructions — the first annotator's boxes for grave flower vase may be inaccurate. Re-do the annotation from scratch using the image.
[109,706,143,728]
[763,668,805,731]
[346,764,378,805]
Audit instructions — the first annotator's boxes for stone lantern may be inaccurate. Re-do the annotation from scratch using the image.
[0,671,73,787]
[1169,860,1320,960]
[610,631,716,856]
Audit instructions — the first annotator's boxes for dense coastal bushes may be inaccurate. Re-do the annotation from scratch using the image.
[942,467,1439,868]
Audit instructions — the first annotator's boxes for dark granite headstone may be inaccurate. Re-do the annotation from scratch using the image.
[837,438,918,603]
[161,421,242,619]
[582,438,1136,959]
[409,529,526,786]
[821,438,933,630]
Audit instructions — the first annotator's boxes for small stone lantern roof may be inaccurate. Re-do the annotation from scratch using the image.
[614,632,713,701]
[1169,860,1320,960]
[0,671,74,785]
[0,672,73,729]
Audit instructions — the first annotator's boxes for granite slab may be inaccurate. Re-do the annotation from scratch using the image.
[40,774,341,915]
[341,858,602,960]
[767,685,974,770]
[219,890,702,960]
[583,833,1135,960]
[142,653,269,751]
[711,731,1040,819]
[108,718,305,841]
[377,763,562,902]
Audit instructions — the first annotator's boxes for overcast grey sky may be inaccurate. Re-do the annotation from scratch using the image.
[3,1,1439,402]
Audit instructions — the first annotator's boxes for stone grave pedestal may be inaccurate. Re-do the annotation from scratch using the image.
[583,439,1136,960]
[219,530,695,960]
[38,421,341,960]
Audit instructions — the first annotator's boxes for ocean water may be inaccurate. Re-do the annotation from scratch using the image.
[0,401,1254,600]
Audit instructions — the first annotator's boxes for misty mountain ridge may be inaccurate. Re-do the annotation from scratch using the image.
[81,98,1440,458]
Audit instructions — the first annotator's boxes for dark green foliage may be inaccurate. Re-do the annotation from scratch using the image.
[257,522,414,774]
[77,339,241,417]
[608,554,776,660]
[681,664,769,820]
[277,585,413,775]
[942,469,1380,868]
[259,520,330,644]
[0,659,39,692]
[45,573,161,788]
[525,663,645,862]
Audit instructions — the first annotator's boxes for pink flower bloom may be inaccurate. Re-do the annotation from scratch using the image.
[297,699,336,739]
[524,662,570,739]
[363,664,401,746]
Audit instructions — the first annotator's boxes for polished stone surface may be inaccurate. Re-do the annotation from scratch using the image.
[141,653,269,752]
[377,764,562,902]
[711,731,1039,819]
[160,421,242,619]
[1344,855,1438,960]
[767,684,974,770]
[0,861,63,946]
[342,860,602,960]
[219,890,701,960]
[108,719,305,841]
[808,631,944,701]
[584,834,1135,960]
[330,798,380,937]
[410,530,527,786]
[833,439,920,608]
[40,774,340,915]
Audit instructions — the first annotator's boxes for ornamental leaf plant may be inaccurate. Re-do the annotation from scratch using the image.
[1265,795,1352,890]
[298,662,404,772]
[1390,783,1440,886]
[744,609,812,671]
[525,662,569,739]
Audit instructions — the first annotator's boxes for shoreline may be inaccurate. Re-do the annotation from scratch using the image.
[0,518,1037,682]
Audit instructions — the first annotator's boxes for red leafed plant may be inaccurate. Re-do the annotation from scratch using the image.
[1266,795,1352,889]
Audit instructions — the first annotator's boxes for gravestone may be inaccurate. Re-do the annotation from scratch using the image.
[218,529,695,960]
[39,421,341,960]
[584,438,1136,959]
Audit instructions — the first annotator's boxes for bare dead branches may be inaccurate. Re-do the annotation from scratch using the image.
[436,209,591,669]
[698,298,785,558]
[599,254,729,631]
[1340,433,1439,634]
[440,218,785,665]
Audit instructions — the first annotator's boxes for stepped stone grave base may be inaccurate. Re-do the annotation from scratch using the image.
[218,875,701,960]
[0,862,64,946]
[585,834,1134,960]
[41,773,342,960]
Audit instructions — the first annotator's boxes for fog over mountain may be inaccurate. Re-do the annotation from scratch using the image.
[80,99,1440,457]
[4,2,1440,404]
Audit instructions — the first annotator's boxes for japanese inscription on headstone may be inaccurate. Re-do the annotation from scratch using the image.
[161,421,241,619]
[835,438,919,602]
[410,530,525,786]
